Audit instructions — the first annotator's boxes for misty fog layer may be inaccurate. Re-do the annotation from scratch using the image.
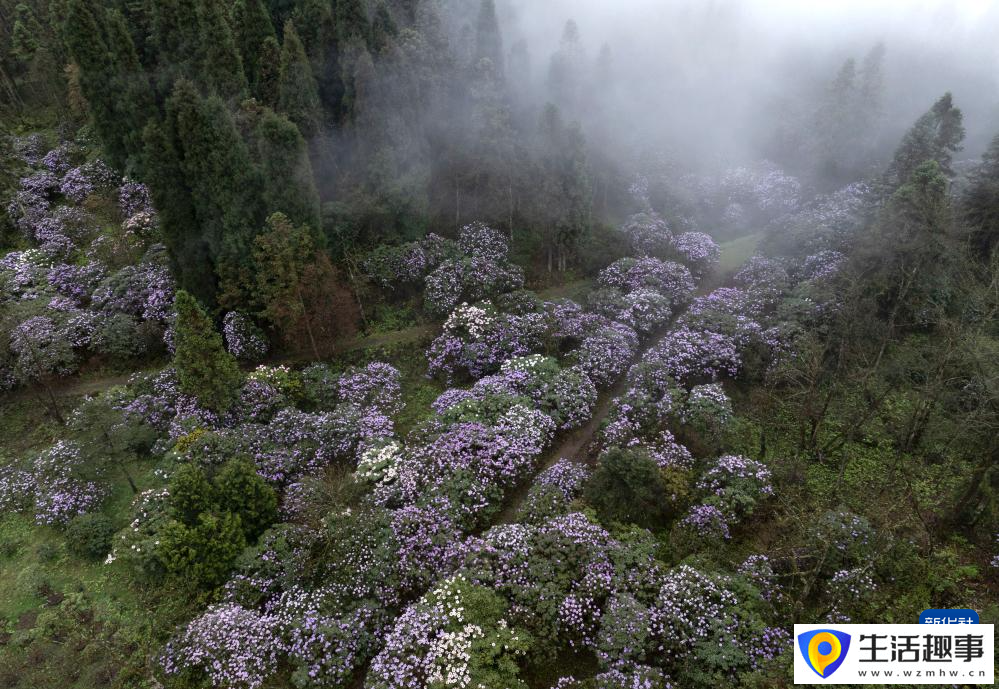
[490,0,998,169]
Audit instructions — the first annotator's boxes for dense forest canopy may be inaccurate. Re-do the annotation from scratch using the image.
[0,1,997,688]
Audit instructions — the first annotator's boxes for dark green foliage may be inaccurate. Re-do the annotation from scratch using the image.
[149,0,246,98]
[172,290,243,412]
[255,109,322,229]
[249,212,339,356]
[11,3,44,63]
[142,115,214,302]
[156,511,246,590]
[290,0,335,59]
[863,161,959,328]
[168,462,216,525]
[157,457,277,589]
[371,1,398,53]
[62,0,154,171]
[148,0,203,91]
[255,35,282,107]
[146,80,264,302]
[535,104,592,272]
[214,458,278,540]
[65,514,116,560]
[585,447,672,529]
[883,92,965,192]
[278,20,323,137]
[198,0,247,100]
[232,0,276,96]
[334,0,371,47]
[964,132,999,259]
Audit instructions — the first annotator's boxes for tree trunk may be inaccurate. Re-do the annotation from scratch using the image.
[296,285,321,359]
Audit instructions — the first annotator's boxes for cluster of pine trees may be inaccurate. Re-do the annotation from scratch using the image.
[2,0,602,313]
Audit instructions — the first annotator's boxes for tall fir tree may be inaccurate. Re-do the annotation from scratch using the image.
[335,0,371,47]
[255,109,322,231]
[197,0,247,99]
[11,3,44,63]
[884,92,965,192]
[964,132,999,259]
[474,0,503,75]
[172,290,243,412]
[277,20,323,137]
[148,0,203,94]
[62,0,154,171]
[534,103,591,272]
[256,35,282,108]
[143,115,215,303]
[252,212,328,357]
[371,1,399,53]
[233,0,277,96]
[145,80,264,306]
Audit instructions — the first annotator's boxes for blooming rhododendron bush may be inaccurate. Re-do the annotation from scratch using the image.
[5,74,991,688]
[1,139,177,396]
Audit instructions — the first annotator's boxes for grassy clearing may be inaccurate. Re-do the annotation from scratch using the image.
[717,231,764,275]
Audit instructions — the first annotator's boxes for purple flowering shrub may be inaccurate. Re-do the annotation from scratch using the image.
[722,161,801,219]
[336,362,403,415]
[645,327,741,385]
[517,458,591,524]
[30,440,107,525]
[367,223,524,317]
[458,221,510,262]
[687,454,773,533]
[457,513,651,652]
[1,142,174,387]
[671,231,720,279]
[679,383,734,441]
[161,603,284,689]
[9,314,80,382]
[572,322,640,387]
[222,311,269,362]
[363,232,458,289]
[472,356,598,430]
[619,211,673,257]
[596,564,780,681]
[427,302,545,382]
[385,405,555,529]
[367,575,533,689]
[598,257,696,308]
[424,257,525,317]
[806,509,877,574]
[768,182,871,254]
[822,567,879,623]
[599,360,682,448]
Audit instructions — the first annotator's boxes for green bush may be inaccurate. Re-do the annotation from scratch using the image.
[214,458,277,540]
[585,447,672,529]
[156,512,246,590]
[66,513,116,560]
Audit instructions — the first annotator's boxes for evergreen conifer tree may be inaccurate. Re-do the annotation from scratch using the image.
[198,0,247,99]
[63,0,154,171]
[884,92,965,192]
[255,109,322,230]
[173,290,243,412]
[256,35,282,107]
[964,132,999,259]
[335,0,371,46]
[233,0,277,93]
[278,20,323,137]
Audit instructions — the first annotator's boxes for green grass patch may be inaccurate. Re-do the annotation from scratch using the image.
[716,231,764,275]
